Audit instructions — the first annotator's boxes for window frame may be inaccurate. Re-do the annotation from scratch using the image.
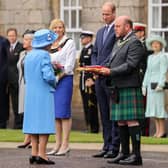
[148,0,168,41]
[60,0,82,50]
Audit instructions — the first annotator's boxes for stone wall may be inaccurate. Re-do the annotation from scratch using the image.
[81,0,147,32]
[0,0,52,37]
[0,0,148,131]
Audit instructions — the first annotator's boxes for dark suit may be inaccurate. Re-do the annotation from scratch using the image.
[8,41,23,129]
[0,36,10,128]
[92,25,120,153]
[79,44,99,133]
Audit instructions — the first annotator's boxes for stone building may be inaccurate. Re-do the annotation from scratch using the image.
[1,0,168,131]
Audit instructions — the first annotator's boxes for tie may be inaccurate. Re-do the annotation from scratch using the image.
[103,25,109,44]
[10,45,14,53]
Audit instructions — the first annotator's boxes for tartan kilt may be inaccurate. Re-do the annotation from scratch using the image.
[111,87,145,121]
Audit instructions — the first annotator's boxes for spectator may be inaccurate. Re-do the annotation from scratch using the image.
[7,28,24,129]
[142,35,168,138]
[17,30,35,148]
[0,35,10,128]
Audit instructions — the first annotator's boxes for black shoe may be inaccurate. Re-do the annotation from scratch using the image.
[107,153,129,164]
[29,156,38,164]
[36,156,55,165]
[119,154,142,165]
[104,151,118,159]
[17,142,31,148]
[92,150,107,158]
[158,133,167,138]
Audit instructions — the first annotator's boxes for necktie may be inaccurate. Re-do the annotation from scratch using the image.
[103,25,109,44]
[10,45,14,53]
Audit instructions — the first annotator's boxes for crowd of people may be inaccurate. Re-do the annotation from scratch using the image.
[0,0,168,166]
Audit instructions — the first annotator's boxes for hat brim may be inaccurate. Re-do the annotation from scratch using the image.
[32,40,56,48]
[146,36,167,50]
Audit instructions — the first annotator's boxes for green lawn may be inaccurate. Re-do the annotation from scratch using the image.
[0,129,168,144]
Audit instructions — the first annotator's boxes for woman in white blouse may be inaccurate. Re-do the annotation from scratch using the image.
[47,19,76,156]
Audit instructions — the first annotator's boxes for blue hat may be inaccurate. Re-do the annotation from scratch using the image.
[32,29,58,48]
[146,35,167,50]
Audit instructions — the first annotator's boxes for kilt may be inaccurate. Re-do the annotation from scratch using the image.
[111,87,144,121]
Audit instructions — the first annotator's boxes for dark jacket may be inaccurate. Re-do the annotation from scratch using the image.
[91,25,116,66]
[108,32,145,88]
[0,36,10,85]
[79,44,93,79]
[0,36,10,124]
[8,41,23,83]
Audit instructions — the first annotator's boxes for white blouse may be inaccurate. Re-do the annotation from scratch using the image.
[50,36,76,75]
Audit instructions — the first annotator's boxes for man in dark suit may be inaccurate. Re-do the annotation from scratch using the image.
[99,16,145,165]
[91,2,120,158]
[79,30,99,133]
[0,35,10,128]
[7,28,23,129]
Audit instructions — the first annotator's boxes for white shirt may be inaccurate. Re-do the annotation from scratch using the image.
[50,36,76,75]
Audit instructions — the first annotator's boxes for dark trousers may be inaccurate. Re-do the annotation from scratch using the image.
[95,78,120,152]
[8,82,23,129]
[80,80,99,133]
[0,83,9,128]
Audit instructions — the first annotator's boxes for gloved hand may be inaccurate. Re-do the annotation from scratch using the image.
[142,87,146,96]
[155,86,163,92]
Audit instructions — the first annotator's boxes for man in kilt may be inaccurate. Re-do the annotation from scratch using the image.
[99,16,145,165]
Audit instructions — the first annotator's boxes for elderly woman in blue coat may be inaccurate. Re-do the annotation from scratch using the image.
[142,35,168,138]
[23,29,58,164]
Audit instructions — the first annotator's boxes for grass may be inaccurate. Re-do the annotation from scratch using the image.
[0,129,168,144]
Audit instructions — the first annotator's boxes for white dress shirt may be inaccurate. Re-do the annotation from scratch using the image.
[50,36,76,75]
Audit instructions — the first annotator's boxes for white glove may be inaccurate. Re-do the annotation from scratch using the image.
[142,87,146,96]
[155,86,163,92]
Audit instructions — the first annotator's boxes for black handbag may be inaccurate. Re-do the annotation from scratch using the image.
[151,82,168,90]
[151,82,158,89]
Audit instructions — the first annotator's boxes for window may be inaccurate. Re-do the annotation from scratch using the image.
[60,0,82,50]
[148,0,168,51]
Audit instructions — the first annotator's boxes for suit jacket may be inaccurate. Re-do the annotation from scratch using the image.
[8,41,23,83]
[0,36,10,121]
[108,32,144,88]
[0,36,10,85]
[92,25,116,66]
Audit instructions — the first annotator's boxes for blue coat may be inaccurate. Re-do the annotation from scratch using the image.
[23,49,56,134]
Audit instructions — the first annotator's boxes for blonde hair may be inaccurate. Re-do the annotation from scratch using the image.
[49,19,66,34]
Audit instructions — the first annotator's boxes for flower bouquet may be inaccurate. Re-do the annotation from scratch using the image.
[52,61,64,75]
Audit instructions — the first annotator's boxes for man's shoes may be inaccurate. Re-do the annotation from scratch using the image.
[92,150,107,158]
[107,153,129,164]
[104,151,118,159]
[119,154,142,165]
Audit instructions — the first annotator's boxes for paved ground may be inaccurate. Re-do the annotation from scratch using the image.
[0,143,168,168]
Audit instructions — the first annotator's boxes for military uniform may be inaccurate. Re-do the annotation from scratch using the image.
[79,36,99,133]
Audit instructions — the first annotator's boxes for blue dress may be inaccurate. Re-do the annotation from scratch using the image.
[54,76,73,118]
[143,52,168,118]
[23,49,56,134]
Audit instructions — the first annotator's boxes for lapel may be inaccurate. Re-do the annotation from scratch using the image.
[99,26,106,49]
[109,33,133,63]
[100,25,115,50]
